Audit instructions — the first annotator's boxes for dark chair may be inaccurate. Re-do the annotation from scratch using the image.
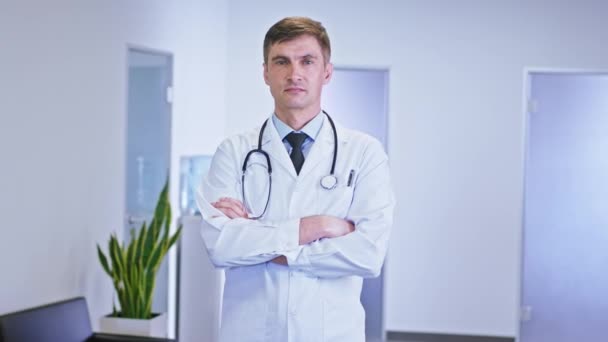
[0,297,176,342]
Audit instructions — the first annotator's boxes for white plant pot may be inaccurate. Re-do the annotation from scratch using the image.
[99,312,168,338]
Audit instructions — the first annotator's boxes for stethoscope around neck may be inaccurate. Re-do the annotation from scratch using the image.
[241,110,339,219]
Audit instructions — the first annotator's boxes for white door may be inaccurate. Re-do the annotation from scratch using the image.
[323,67,389,342]
[520,73,608,342]
[124,48,173,324]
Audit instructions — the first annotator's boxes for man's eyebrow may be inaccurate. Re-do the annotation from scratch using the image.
[271,54,319,61]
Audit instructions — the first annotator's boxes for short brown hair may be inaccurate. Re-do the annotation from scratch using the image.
[263,16,331,64]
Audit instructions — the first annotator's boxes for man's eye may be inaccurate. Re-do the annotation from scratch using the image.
[304,59,313,65]
[276,60,287,65]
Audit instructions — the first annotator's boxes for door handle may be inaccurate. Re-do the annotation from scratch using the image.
[521,305,533,322]
[127,215,146,225]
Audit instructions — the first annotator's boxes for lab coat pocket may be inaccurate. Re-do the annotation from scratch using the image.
[317,184,355,218]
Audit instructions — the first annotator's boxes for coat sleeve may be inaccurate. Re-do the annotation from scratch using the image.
[283,138,395,278]
[196,138,300,268]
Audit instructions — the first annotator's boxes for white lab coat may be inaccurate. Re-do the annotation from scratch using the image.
[196,114,395,342]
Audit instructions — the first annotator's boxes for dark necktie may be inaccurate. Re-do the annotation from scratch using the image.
[285,132,307,175]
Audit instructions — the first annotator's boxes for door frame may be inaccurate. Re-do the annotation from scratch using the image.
[124,44,176,337]
[517,67,608,342]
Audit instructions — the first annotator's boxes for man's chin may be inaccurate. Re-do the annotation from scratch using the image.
[280,101,307,111]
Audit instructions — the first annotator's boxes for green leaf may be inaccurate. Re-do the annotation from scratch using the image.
[135,222,147,265]
[145,244,165,272]
[142,220,156,266]
[109,235,124,280]
[149,180,169,243]
[97,244,112,276]
[125,229,136,286]
[166,225,183,250]
[144,270,156,317]
[160,215,171,251]
[115,284,127,316]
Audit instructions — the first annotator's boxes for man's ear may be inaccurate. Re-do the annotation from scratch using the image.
[263,63,270,85]
[323,62,333,85]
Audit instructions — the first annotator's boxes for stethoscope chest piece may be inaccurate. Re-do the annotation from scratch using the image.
[320,175,338,190]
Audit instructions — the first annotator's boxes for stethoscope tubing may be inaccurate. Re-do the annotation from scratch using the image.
[241,111,338,219]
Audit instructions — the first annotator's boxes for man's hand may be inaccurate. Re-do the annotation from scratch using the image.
[272,216,354,266]
[212,197,249,219]
[271,256,288,265]
[299,215,355,245]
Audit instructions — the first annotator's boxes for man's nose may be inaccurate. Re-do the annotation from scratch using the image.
[287,64,303,81]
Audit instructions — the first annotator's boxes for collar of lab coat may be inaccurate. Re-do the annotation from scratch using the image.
[258,113,349,180]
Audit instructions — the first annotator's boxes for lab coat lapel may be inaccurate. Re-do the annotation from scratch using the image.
[298,116,335,179]
[259,118,298,180]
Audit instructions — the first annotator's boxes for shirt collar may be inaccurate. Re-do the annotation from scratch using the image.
[272,111,325,141]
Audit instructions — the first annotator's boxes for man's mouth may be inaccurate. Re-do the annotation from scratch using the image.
[285,87,305,94]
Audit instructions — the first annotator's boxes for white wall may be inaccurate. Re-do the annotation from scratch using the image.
[223,0,608,337]
[0,0,227,332]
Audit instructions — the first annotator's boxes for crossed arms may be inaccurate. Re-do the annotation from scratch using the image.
[196,137,394,278]
[211,197,355,265]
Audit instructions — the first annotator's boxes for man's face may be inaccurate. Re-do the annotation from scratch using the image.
[264,35,333,114]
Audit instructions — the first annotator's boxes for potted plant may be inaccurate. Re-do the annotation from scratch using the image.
[97,180,182,337]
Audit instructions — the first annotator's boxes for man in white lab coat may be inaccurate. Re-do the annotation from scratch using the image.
[197,16,395,342]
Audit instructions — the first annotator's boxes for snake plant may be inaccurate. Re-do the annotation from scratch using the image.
[97,180,182,319]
